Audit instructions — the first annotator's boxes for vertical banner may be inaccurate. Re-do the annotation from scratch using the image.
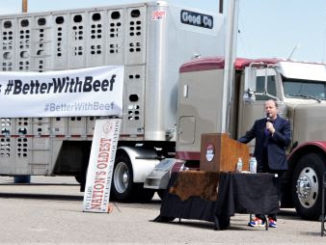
[82,118,121,213]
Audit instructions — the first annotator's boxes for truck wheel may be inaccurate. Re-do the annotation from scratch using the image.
[14,175,31,183]
[74,175,82,184]
[291,153,326,220]
[134,184,155,202]
[157,189,167,200]
[111,154,134,201]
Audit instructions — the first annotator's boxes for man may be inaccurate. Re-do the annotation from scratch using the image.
[238,99,291,228]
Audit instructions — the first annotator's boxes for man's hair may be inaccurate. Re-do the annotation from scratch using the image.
[266,99,278,108]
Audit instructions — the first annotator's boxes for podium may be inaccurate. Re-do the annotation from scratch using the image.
[200,133,249,172]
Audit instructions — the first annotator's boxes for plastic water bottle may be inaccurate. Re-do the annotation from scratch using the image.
[236,158,243,173]
[249,157,257,174]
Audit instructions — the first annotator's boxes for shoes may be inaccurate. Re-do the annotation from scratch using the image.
[248,217,265,227]
[268,218,277,228]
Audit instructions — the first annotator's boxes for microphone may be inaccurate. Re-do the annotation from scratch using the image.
[266,113,272,122]
[266,113,274,135]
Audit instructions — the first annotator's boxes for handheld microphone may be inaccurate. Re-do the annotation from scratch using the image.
[266,113,274,135]
[266,113,272,122]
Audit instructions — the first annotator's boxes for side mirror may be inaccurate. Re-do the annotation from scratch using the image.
[243,88,256,103]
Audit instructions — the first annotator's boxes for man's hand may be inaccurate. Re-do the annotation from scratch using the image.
[266,121,275,135]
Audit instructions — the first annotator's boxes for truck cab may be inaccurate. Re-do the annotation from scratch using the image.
[176,57,326,220]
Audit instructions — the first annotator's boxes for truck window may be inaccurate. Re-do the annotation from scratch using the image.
[283,78,326,100]
[255,75,276,100]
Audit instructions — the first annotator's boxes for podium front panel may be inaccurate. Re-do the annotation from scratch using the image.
[200,133,249,172]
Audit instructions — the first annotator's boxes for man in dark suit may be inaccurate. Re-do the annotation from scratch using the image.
[238,99,291,228]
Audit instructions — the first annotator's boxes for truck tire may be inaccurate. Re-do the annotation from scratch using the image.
[14,175,31,183]
[75,175,82,184]
[157,189,167,200]
[111,153,135,201]
[134,183,155,202]
[291,153,326,220]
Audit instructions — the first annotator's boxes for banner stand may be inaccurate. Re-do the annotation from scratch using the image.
[82,118,121,213]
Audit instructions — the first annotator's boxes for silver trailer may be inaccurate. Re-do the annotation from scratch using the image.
[0,1,225,201]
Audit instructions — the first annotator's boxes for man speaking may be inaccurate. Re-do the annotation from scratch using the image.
[238,99,291,228]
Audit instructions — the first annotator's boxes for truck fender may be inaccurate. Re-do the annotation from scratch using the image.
[288,141,326,167]
[117,146,159,183]
[287,140,326,189]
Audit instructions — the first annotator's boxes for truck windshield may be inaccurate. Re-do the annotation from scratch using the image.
[283,78,326,101]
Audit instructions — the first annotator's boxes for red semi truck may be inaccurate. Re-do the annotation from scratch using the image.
[172,56,326,220]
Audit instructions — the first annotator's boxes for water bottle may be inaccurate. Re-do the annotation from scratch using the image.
[249,157,257,174]
[236,158,243,173]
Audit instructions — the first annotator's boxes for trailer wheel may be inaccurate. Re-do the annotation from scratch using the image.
[111,153,134,201]
[291,153,326,220]
[14,175,31,183]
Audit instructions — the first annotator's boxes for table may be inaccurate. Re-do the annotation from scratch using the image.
[155,171,279,230]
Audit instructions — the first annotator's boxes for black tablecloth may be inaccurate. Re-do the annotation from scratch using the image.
[156,171,279,229]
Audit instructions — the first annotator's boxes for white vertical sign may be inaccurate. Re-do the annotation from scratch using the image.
[82,118,121,213]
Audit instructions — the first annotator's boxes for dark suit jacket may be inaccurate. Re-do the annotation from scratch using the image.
[238,115,291,170]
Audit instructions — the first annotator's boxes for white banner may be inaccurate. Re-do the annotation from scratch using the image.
[83,119,121,213]
[0,66,124,117]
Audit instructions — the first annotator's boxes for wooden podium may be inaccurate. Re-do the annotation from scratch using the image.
[200,133,249,172]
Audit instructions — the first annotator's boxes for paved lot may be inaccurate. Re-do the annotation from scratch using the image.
[0,176,325,244]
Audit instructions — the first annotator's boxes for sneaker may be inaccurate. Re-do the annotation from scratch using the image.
[268,218,277,228]
[248,217,265,227]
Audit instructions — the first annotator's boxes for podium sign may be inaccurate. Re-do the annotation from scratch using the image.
[82,119,121,212]
[200,133,249,172]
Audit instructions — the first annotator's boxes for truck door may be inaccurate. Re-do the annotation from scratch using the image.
[238,66,279,153]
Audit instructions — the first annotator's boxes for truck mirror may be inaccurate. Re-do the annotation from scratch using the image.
[244,66,258,93]
[243,88,256,103]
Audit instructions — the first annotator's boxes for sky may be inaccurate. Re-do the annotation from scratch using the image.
[1,0,326,63]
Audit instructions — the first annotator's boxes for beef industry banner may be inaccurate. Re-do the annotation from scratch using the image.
[83,118,121,213]
[0,66,124,117]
